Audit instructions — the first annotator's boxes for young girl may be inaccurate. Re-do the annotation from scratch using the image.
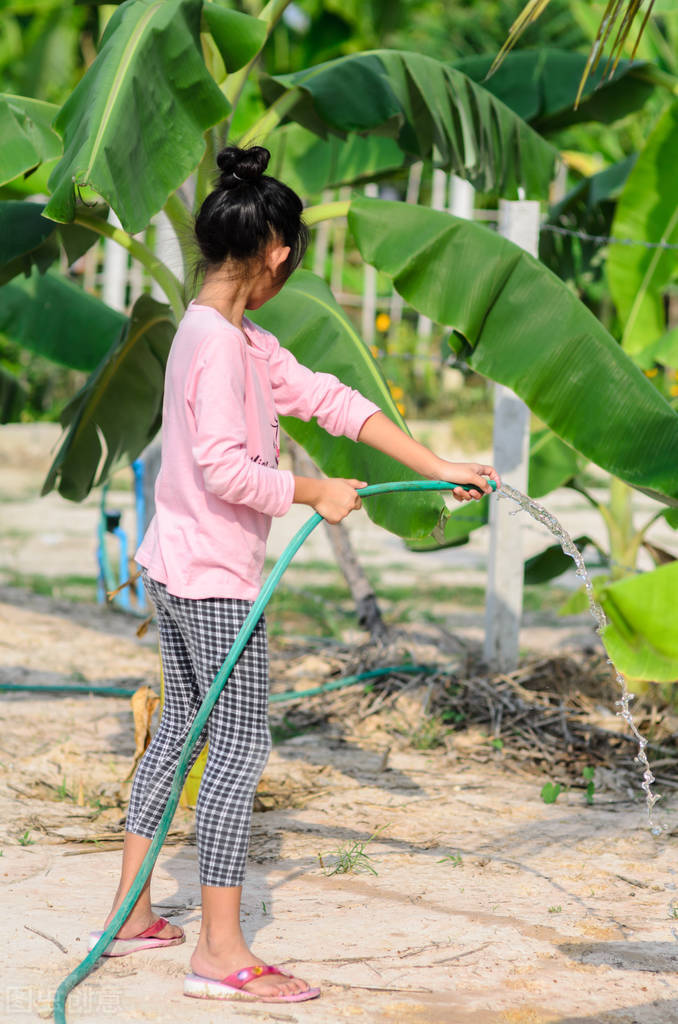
[90,146,500,1004]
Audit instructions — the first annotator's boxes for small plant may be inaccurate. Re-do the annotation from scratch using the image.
[409,716,450,751]
[582,766,596,805]
[437,852,463,867]
[318,824,390,877]
[490,737,504,751]
[57,776,69,800]
[541,782,563,804]
[18,830,35,846]
[548,905,563,914]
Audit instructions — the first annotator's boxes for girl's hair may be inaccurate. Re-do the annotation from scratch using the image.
[194,145,308,279]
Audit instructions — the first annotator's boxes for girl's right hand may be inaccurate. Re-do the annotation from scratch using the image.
[312,478,366,524]
[293,476,366,524]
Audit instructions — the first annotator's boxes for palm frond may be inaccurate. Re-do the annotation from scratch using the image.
[491,0,658,108]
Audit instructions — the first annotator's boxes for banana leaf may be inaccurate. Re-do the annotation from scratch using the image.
[606,100,678,355]
[0,200,102,284]
[43,295,174,500]
[451,51,661,134]
[528,427,583,498]
[599,561,678,682]
[203,3,266,73]
[45,0,229,232]
[524,535,602,585]
[633,327,678,371]
[348,197,678,508]
[0,268,125,371]
[539,157,636,288]
[0,367,26,424]
[254,270,445,539]
[0,93,61,186]
[266,123,405,196]
[261,50,558,199]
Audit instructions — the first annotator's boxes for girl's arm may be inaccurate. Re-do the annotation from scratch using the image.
[293,412,500,523]
[357,411,500,502]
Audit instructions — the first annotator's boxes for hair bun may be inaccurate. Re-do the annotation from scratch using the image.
[216,145,269,187]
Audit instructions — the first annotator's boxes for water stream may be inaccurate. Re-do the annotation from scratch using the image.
[497,482,662,834]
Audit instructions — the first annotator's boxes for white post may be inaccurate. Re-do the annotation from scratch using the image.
[449,175,475,220]
[417,168,448,341]
[102,210,128,312]
[389,162,423,331]
[483,199,540,671]
[151,211,184,303]
[362,183,379,345]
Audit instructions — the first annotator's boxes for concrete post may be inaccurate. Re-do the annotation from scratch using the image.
[483,199,540,671]
[361,184,379,345]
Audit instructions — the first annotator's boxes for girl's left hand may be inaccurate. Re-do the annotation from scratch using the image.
[435,461,501,503]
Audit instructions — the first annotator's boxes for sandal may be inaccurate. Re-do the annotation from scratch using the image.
[184,965,320,1003]
[88,917,185,957]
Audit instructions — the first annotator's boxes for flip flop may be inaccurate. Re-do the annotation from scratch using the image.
[88,917,185,957]
[184,965,321,1003]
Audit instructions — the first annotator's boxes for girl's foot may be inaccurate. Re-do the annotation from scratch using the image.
[190,944,312,999]
[103,909,183,941]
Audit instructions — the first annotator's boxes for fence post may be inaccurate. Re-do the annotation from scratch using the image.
[483,199,540,671]
[362,183,379,345]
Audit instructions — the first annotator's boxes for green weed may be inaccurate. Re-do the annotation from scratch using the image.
[318,824,390,877]
[582,766,595,805]
[437,852,463,867]
[409,715,450,750]
[18,830,35,846]
[548,905,563,914]
[541,782,563,804]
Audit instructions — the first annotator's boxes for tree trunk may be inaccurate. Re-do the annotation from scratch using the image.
[289,439,388,641]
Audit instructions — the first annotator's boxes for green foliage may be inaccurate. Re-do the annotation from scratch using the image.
[582,765,595,805]
[606,101,678,355]
[0,200,102,285]
[261,50,557,198]
[202,4,267,73]
[599,561,678,682]
[540,781,562,804]
[43,295,175,500]
[452,51,661,134]
[0,268,126,371]
[349,197,678,508]
[318,823,389,876]
[0,93,61,186]
[45,0,229,232]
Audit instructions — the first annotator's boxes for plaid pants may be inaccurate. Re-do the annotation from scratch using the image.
[126,570,271,887]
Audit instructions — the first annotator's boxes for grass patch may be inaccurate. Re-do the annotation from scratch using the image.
[5,570,98,602]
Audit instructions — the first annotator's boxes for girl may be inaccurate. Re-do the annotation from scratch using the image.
[90,145,500,1004]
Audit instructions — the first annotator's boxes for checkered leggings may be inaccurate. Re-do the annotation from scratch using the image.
[126,570,271,887]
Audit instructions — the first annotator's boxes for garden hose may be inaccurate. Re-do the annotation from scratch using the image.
[52,477,496,1023]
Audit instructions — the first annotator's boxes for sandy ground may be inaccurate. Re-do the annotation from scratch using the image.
[2,423,678,1023]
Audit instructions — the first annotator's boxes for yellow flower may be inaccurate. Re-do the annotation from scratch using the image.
[644,367,659,378]
[388,381,404,401]
[670,384,678,397]
[375,312,391,333]
[396,401,406,417]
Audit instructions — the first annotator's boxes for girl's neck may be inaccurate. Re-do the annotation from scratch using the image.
[195,268,252,330]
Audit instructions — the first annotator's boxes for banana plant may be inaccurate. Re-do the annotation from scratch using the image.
[3,0,678,677]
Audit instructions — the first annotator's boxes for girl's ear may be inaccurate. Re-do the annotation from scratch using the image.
[268,243,291,275]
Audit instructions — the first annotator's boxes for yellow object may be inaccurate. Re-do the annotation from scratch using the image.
[644,367,659,378]
[159,657,208,808]
[670,384,678,397]
[375,312,391,332]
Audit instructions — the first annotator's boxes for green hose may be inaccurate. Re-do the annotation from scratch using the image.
[52,478,495,1023]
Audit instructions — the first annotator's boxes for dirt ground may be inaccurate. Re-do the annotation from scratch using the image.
[2,423,678,1024]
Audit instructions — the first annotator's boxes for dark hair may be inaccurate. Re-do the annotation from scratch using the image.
[194,145,308,279]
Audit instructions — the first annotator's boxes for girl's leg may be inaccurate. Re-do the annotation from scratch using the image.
[181,598,311,998]
[103,579,206,939]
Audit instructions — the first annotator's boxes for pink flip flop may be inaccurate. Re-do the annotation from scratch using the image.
[184,965,321,1003]
[88,917,185,957]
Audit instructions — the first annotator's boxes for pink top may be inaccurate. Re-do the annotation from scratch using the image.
[135,301,380,599]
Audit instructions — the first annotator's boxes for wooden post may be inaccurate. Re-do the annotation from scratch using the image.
[483,199,540,671]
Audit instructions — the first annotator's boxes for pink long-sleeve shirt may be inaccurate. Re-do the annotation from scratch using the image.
[135,301,380,600]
